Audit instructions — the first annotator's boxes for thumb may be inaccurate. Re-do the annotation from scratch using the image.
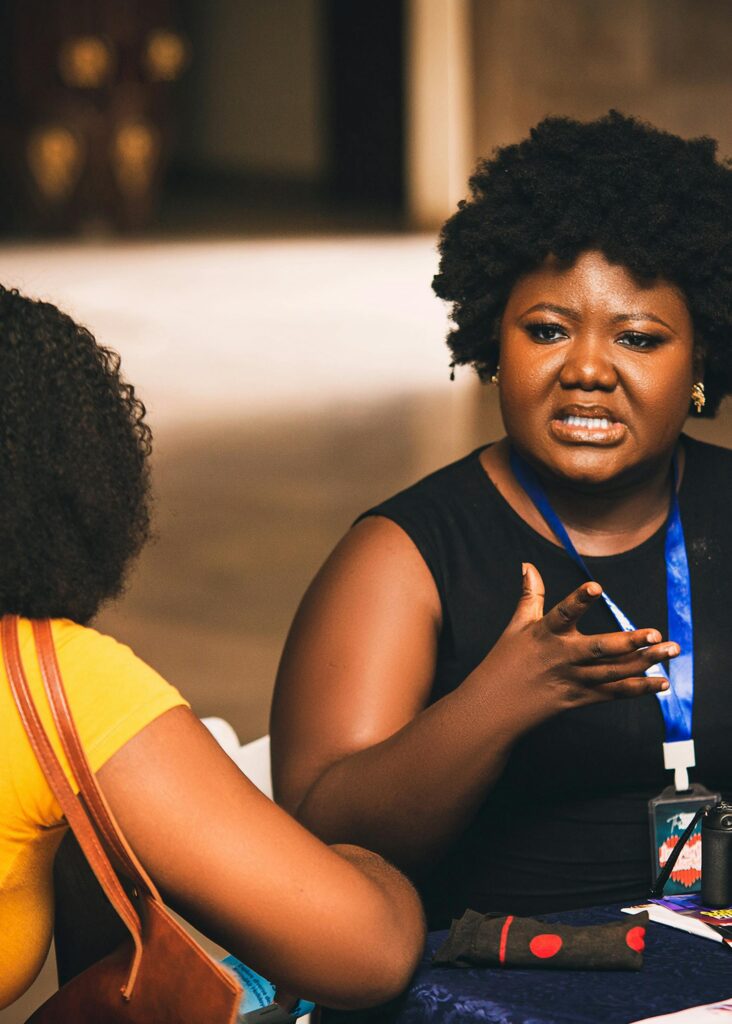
[511,562,545,625]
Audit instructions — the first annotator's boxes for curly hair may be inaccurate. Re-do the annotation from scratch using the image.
[432,111,732,415]
[0,285,152,623]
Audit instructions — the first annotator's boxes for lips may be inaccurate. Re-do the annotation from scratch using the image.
[550,405,626,446]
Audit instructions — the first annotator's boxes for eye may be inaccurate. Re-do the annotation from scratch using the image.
[616,331,665,350]
[524,322,569,343]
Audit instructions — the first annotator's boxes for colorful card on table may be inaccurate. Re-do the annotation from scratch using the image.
[623,893,732,948]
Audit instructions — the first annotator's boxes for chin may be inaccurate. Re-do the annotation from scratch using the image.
[544,448,631,488]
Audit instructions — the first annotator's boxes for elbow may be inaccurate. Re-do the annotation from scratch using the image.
[288,772,341,841]
[324,909,426,1010]
[325,945,424,1011]
[273,761,332,825]
[361,944,424,1008]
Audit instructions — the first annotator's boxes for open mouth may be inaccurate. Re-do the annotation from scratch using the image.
[550,413,626,445]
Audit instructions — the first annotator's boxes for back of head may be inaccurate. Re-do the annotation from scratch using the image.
[0,286,151,623]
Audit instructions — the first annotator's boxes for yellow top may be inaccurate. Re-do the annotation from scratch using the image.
[0,618,189,1009]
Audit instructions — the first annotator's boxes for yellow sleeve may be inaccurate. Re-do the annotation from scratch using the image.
[14,618,189,827]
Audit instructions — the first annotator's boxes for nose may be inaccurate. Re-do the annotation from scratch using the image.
[558,333,617,392]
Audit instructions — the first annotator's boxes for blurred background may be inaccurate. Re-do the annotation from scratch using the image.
[2,1,732,1019]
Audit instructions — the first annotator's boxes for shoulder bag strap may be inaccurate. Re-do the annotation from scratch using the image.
[32,618,160,901]
[2,615,145,997]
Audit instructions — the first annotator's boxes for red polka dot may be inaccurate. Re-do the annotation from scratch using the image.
[626,926,646,952]
[529,933,563,959]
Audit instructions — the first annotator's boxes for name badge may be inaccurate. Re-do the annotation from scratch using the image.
[648,785,720,895]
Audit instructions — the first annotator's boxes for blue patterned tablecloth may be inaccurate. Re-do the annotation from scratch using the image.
[322,904,732,1024]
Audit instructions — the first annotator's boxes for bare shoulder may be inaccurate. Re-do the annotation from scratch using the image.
[313,514,442,621]
[270,515,443,811]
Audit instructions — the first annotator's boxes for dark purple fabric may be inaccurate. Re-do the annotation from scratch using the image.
[322,905,732,1024]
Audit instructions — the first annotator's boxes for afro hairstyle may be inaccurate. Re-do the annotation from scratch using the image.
[0,285,152,623]
[432,111,732,415]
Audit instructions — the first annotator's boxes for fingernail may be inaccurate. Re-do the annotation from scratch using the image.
[586,582,601,597]
[660,680,670,690]
[666,644,680,657]
[646,631,661,644]
[521,562,528,577]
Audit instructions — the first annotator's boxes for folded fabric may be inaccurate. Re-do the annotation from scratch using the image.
[433,908,648,971]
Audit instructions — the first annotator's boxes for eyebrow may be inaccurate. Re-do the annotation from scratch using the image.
[609,311,676,332]
[519,303,677,333]
[520,303,581,322]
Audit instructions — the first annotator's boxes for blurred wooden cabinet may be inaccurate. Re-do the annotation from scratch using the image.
[0,0,188,233]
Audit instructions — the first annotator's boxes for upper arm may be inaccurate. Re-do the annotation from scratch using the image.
[96,706,421,1006]
[270,515,442,814]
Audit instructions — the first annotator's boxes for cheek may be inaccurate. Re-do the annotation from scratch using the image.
[499,355,559,442]
[500,343,557,400]
[629,357,693,426]
[498,376,553,448]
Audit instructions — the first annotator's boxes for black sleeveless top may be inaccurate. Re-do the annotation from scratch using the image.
[362,435,732,926]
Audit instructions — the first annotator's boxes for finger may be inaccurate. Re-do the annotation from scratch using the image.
[543,581,602,635]
[593,674,670,700]
[577,629,669,664]
[511,562,545,626]
[582,644,679,684]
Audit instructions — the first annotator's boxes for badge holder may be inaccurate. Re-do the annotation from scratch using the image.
[649,782,720,896]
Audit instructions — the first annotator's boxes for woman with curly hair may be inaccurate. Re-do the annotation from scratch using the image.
[271,111,732,926]
[0,286,425,1012]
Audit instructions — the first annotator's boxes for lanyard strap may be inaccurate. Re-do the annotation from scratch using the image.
[509,449,695,790]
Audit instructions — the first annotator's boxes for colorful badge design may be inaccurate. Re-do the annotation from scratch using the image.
[649,786,719,896]
[657,812,702,891]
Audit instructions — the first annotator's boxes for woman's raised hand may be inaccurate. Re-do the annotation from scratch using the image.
[479,561,677,718]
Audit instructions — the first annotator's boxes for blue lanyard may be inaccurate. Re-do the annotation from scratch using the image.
[509,449,694,754]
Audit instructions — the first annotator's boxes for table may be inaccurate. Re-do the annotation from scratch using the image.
[322,905,732,1024]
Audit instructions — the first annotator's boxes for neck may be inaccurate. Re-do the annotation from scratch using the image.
[492,438,683,557]
[540,458,674,539]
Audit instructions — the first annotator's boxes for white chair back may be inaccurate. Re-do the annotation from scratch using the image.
[202,718,273,799]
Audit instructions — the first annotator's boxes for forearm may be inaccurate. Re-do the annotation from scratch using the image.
[296,669,544,872]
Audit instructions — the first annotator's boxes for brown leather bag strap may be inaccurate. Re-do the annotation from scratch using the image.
[2,615,145,997]
[32,618,160,902]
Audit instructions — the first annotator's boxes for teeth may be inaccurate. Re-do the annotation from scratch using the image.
[563,416,612,428]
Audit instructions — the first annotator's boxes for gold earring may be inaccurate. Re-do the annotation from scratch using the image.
[490,367,500,386]
[691,381,705,414]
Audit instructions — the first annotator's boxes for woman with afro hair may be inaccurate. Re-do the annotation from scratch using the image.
[0,286,425,1013]
[271,111,732,926]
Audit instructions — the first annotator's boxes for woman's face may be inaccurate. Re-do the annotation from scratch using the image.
[498,250,697,489]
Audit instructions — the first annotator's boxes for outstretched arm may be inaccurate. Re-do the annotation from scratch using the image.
[96,706,425,1011]
[270,516,676,873]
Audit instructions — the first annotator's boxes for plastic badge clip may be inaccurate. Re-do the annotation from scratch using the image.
[663,739,696,793]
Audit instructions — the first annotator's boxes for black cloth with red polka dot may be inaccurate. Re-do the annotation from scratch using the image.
[433,908,648,970]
